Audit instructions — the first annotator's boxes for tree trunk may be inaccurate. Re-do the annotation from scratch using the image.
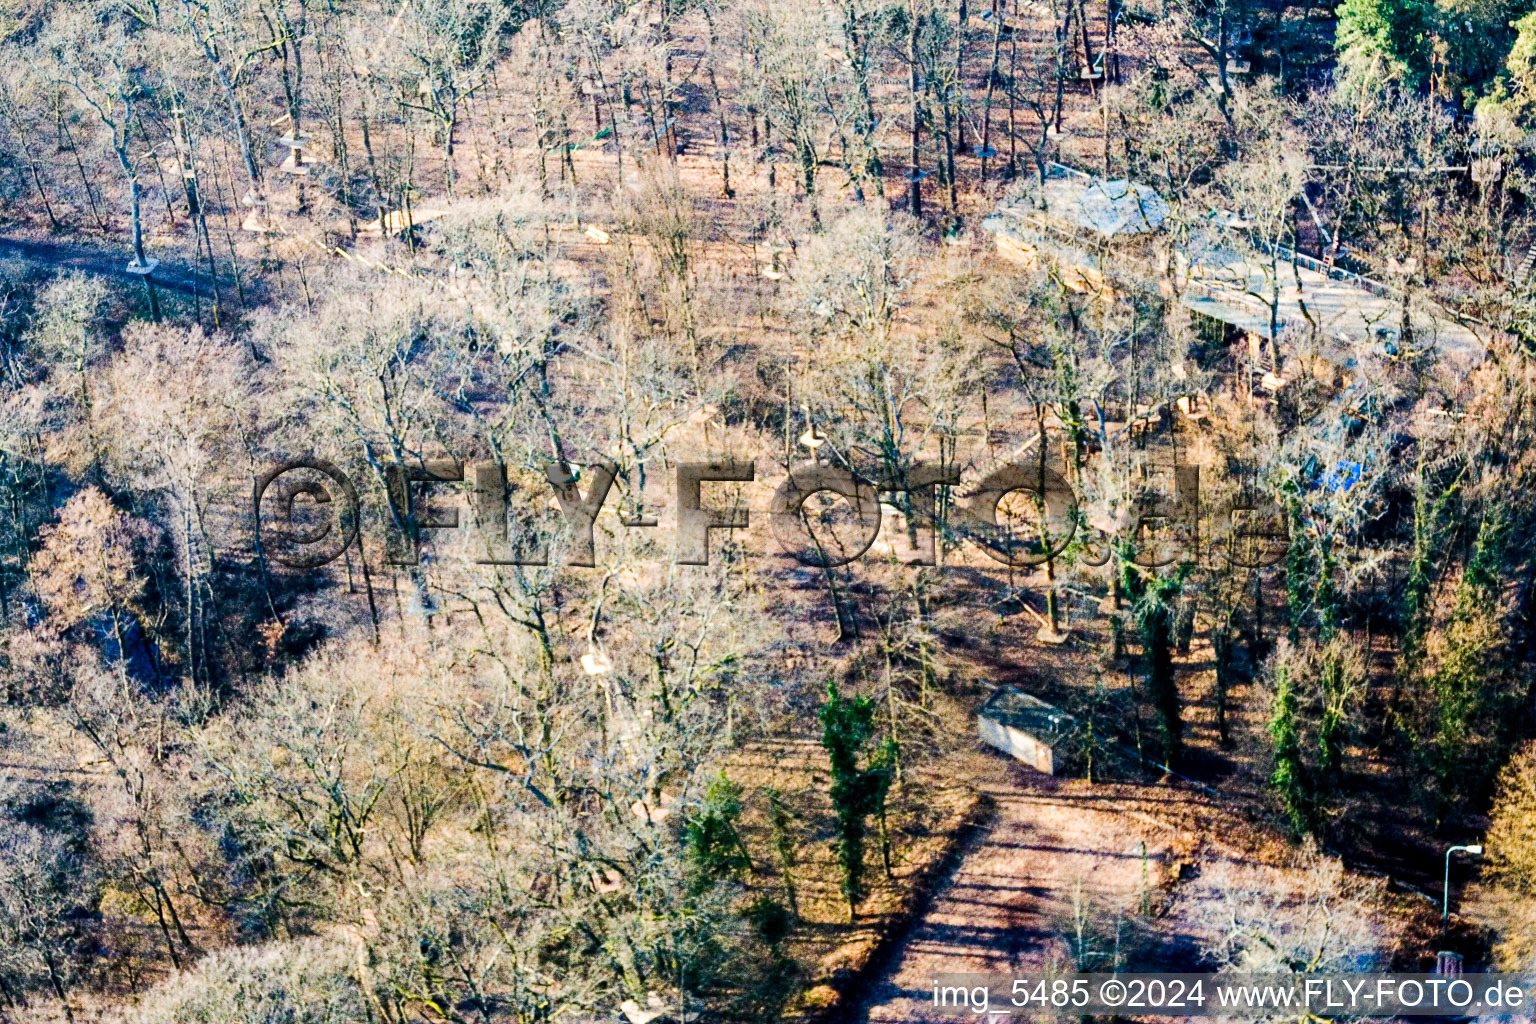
[980,0,1004,183]
[955,0,969,153]
[180,0,264,200]
[907,2,924,216]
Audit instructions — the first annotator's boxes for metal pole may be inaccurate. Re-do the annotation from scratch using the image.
[1442,848,1452,934]
[1441,845,1483,939]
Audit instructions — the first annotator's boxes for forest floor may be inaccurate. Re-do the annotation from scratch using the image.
[849,756,1192,1024]
[0,12,1494,1015]
[0,234,211,296]
[847,743,1444,1024]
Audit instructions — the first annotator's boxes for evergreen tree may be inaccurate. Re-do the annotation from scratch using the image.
[1316,647,1347,788]
[1285,493,1313,645]
[1138,577,1184,770]
[818,681,897,916]
[764,787,799,915]
[1314,536,1339,643]
[685,772,753,893]
[1266,636,1361,840]
[1335,0,1437,88]
[1269,664,1312,835]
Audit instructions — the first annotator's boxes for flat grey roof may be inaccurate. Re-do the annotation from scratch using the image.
[983,162,1492,366]
[1180,247,1488,361]
[1181,291,1279,339]
[989,162,1169,239]
[978,687,1078,744]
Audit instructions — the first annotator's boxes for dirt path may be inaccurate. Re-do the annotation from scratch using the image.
[851,752,1186,1024]
[0,234,210,297]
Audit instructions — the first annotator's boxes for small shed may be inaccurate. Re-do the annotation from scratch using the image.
[977,688,1077,775]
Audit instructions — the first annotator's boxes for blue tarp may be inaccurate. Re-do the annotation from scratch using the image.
[1321,460,1363,494]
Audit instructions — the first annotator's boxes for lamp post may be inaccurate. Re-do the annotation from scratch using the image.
[1442,844,1484,935]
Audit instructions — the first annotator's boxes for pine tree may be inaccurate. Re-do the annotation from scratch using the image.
[818,681,897,916]
[1142,598,1181,770]
[1317,647,1347,786]
[1314,536,1339,643]
[1284,494,1312,645]
[1269,664,1312,836]
[1129,558,1188,771]
[685,772,753,893]
[764,787,799,915]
